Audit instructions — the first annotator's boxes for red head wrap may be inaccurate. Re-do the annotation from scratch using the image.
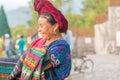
[34,0,68,33]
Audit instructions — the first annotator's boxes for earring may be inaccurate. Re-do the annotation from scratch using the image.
[54,32,56,35]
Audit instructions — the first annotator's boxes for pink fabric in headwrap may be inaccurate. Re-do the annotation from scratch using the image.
[34,0,68,33]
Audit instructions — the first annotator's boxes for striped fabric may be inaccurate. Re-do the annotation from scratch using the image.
[28,38,71,80]
[21,48,46,80]
[0,66,14,80]
[0,58,18,80]
[8,48,46,80]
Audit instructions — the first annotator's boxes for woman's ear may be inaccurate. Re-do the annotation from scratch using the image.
[53,23,59,32]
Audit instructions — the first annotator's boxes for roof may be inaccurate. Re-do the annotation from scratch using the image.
[70,27,94,37]
[27,27,94,38]
[109,0,120,6]
[95,10,108,24]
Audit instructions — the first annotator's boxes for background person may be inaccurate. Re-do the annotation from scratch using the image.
[18,35,25,56]
[15,34,21,53]
[4,33,13,58]
[62,29,73,51]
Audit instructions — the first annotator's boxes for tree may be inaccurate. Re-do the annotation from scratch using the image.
[80,0,108,27]
[51,0,70,9]
[28,0,108,28]
[65,13,81,27]
[11,25,28,42]
[0,5,11,37]
[27,0,38,28]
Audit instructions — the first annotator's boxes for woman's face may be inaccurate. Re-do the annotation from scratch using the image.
[37,17,55,40]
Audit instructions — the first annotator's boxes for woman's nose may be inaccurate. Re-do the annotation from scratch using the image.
[37,27,41,32]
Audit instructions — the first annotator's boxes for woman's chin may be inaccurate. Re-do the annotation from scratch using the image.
[41,35,44,38]
[42,36,47,39]
[41,35,49,40]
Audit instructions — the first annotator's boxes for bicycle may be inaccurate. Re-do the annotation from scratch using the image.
[72,54,94,73]
[71,33,94,73]
[106,41,120,55]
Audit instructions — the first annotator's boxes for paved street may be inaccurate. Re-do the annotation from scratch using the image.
[70,54,120,80]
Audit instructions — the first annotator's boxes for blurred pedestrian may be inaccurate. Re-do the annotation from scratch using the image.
[15,34,21,52]
[18,35,25,56]
[62,29,73,51]
[4,33,13,58]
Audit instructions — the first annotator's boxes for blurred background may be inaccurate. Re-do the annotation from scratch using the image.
[0,0,109,56]
[0,0,120,80]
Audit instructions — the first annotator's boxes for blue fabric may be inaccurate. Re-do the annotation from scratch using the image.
[45,39,71,80]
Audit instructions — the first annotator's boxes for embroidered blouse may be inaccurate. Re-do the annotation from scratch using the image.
[8,38,71,80]
[31,38,71,80]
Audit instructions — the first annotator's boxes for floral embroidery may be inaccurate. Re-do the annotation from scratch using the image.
[50,54,60,67]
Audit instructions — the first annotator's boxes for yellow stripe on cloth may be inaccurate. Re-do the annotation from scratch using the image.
[20,55,24,62]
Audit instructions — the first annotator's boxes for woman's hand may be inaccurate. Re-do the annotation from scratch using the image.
[43,63,52,71]
[41,75,45,80]
[40,72,45,80]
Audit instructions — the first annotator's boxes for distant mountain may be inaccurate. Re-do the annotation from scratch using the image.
[6,6,32,27]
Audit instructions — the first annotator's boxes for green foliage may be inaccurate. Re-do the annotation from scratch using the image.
[27,1,38,27]
[51,0,62,8]
[51,0,70,9]
[80,0,109,27]
[11,25,28,42]
[65,13,82,28]
[65,0,108,28]
[28,0,108,28]
[0,5,11,37]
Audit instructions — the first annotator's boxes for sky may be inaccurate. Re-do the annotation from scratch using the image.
[70,0,83,14]
[0,0,31,12]
[0,0,83,14]
[61,0,83,14]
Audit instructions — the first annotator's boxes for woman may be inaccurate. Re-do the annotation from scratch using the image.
[8,0,71,80]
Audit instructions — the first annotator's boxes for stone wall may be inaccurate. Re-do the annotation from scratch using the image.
[72,36,95,57]
[108,7,120,42]
[94,0,120,54]
[70,28,95,56]
[109,0,120,6]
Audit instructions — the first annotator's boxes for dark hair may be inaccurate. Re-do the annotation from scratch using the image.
[40,12,56,25]
[21,35,24,38]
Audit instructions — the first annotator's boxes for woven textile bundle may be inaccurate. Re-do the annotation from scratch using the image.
[21,48,46,80]
[0,58,18,80]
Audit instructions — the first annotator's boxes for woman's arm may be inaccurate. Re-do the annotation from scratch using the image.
[43,63,52,71]
[40,62,52,80]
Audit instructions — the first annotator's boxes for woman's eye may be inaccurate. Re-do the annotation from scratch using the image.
[39,25,43,28]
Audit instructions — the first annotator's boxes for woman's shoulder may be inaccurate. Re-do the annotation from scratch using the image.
[48,39,70,49]
[57,39,69,45]
[30,38,45,47]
